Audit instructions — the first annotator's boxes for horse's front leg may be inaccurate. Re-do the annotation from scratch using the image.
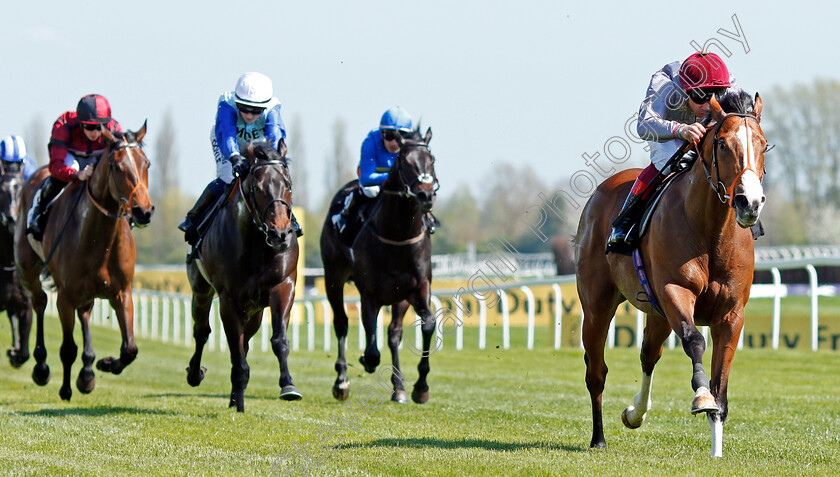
[30,287,50,386]
[358,295,382,374]
[56,292,77,401]
[386,300,410,403]
[660,287,719,415]
[706,307,745,457]
[97,288,138,374]
[408,282,435,404]
[270,279,302,401]
[6,301,32,367]
[186,286,213,387]
[219,297,249,412]
[622,315,672,429]
[75,303,96,394]
[326,273,350,400]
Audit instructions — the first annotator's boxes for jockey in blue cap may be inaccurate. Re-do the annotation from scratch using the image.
[0,135,36,179]
[332,106,439,235]
[179,72,302,245]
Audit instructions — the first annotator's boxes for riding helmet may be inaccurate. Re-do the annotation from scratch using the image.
[76,94,113,124]
[379,107,413,133]
[234,72,273,108]
[679,51,730,90]
[0,135,26,162]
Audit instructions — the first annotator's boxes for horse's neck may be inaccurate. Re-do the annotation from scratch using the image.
[684,165,743,258]
[0,226,14,265]
[373,191,424,237]
[77,184,122,245]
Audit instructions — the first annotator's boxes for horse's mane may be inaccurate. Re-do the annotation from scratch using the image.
[250,142,289,166]
[716,89,756,115]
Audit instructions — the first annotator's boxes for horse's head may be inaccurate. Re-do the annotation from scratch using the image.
[241,141,294,251]
[386,127,438,212]
[699,92,766,228]
[0,161,24,234]
[97,123,154,227]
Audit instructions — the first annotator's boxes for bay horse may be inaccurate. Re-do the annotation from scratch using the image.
[576,91,766,457]
[320,127,438,404]
[185,142,301,412]
[15,124,153,401]
[0,160,33,367]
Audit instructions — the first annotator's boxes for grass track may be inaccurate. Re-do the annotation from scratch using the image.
[1,306,839,476]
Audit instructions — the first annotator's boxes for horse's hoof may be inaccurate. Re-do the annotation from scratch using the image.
[96,357,118,373]
[186,365,207,387]
[590,440,607,449]
[358,355,378,374]
[332,381,350,401]
[59,385,72,401]
[32,364,50,386]
[392,390,409,403]
[280,386,303,401]
[76,370,96,394]
[411,386,429,404]
[7,349,29,368]
[621,407,645,429]
[691,388,720,415]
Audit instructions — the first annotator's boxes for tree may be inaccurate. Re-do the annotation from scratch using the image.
[23,116,47,166]
[287,114,308,210]
[433,184,480,253]
[324,117,354,196]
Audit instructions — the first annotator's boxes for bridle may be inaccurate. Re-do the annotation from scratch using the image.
[0,164,22,229]
[86,140,150,224]
[381,142,439,200]
[696,112,763,205]
[238,159,292,244]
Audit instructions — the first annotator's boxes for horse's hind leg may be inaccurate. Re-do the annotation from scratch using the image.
[326,272,351,401]
[97,288,138,374]
[56,293,77,401]
[270,280,301,401]
[75,303,96,394]
[186,288,213,387]
[580,279,622,448]
[387,300,410,403]
[622,315,672,429]
[358,295,382,374]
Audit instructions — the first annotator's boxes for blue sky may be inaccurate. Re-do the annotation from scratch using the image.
[2,2,836,204]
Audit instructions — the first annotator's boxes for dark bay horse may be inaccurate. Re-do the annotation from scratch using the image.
[15,124,153,400]
[0,160,33,367]
[320,128,438,404]
[576,92,766,457]
[186,142,301,412]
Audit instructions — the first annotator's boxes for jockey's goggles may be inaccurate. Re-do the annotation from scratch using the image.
[238,105,265,115]
[381,129,411,142]
[82,123,102,131]
[687,87,727,104]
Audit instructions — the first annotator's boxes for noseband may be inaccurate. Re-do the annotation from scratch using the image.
[87,141,150,222]
[697,112,762,205]
[238,160,292,244]
[381,142,439,200]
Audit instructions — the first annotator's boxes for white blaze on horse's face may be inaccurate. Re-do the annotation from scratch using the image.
[734,122,765,219]
[417,173,434,185]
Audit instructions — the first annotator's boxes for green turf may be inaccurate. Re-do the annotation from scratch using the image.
[1,303,838,476]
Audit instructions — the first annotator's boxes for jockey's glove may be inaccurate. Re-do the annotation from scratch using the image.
[231,155,249,178]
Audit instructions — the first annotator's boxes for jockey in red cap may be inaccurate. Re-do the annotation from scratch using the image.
[607,51,740,252]
[26,94,123,240]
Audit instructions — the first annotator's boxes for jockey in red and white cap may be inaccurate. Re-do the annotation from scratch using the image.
[608,51,741,251]
[26,94,122,240]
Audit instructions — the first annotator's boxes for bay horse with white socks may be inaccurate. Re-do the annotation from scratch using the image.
[15,124,153,401]
[575,91,766,457]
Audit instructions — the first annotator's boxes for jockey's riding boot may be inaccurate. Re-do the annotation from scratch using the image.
[26,177,63,241]
[607,164,665,251]
[290,211,303,237]
[423,212,440,234]
[179,179,225,244]
[330,191,357,234]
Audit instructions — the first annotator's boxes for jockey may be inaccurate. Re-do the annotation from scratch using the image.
[178,72,302,244]
[331,106,439,234]
[26,94,123,240]
[608,51,739,251]
[0,135,36,179]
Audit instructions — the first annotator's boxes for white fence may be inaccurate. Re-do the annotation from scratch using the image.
[51,252,840,353]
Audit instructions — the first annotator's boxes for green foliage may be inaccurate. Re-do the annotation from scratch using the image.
[134,188,193,264]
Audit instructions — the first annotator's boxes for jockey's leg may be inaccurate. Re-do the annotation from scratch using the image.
[26,177,66,241]
[290,211,303,237]
[423,212,440,234]
[607,164,665,250]
[331,187,362,234]
[178,178,226,243]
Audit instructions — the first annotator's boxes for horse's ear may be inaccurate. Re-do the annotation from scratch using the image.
[135,120,148,144]
[753,93,762,122]
[424,127,432,145]
[101,127,116,143]
[277,138,288,158]
[710,95,724,122]
[245,143,255,162]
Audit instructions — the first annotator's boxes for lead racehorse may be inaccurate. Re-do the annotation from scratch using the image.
[575,91,766,457]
